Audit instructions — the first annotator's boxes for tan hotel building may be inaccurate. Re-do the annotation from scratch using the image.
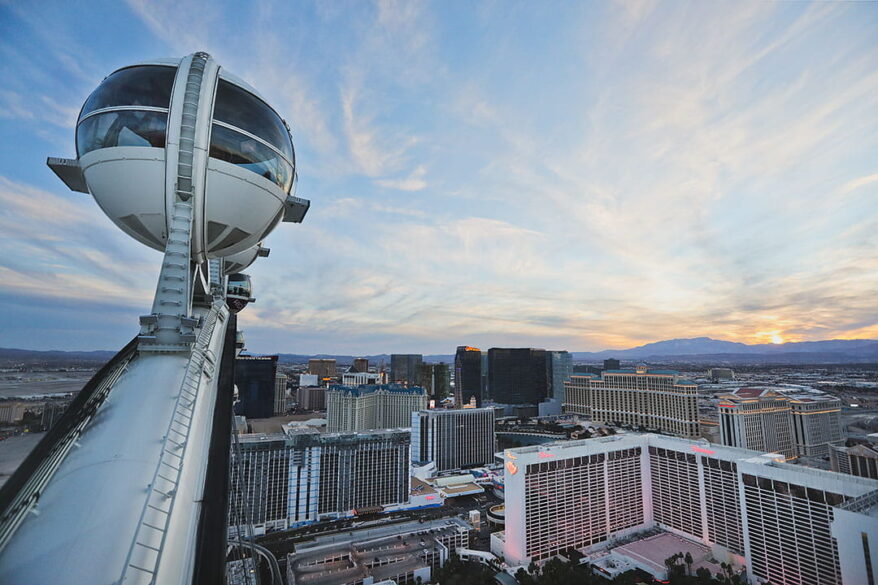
[564,367,699,438]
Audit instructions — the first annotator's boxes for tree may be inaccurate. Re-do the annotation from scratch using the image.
[695,566,713,584]
[684,552,693,576]
[515,567,536,585]
[663,553,685,580]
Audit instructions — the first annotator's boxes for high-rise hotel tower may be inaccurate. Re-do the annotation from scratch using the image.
[412,407,496,472]
[719,388,796,459]
[564,367,699,437]
[499,434,878,585]
[326,384,427,432]
[229,428,410,534]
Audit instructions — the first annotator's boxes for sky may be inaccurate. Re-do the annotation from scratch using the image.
[0,0,876,355]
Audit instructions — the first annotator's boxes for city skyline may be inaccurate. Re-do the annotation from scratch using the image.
[1,1,877,355]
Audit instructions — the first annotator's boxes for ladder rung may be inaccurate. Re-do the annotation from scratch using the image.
[136,541,161,552]
[128,563,155,575]
[147,503,169,515]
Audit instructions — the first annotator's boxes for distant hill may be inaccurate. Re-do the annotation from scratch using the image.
[3,337,877,366]
[571,337,878,364]
[0,347,117,361]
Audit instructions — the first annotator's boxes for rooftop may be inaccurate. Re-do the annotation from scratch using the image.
[838,489,878,518]
[789,394,842,403]
[846,444,878,458]
[610,532,720,578]
[288,518,471,585]
[328,384,426,397]
[732,387,772,398]
[602,369,680,376]
[235,428,410,449]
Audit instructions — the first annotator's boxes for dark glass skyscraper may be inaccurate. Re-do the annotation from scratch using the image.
[419,362,451,400]
[603,358,621,371]
[390,354,423,386]
[455,346,483,407]
[487,348,548,405]
[547,350,572,403]
[235,354,279,418]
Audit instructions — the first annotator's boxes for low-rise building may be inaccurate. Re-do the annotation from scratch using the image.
[708,368,735,382]
[0,401,27,424]
[286,518,471,585]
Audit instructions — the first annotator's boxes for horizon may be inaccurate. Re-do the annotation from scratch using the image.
[3,334,877,357]
[1,2,877,354]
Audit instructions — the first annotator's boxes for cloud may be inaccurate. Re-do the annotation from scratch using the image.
[2,1,877,354]
[341,81,403,177]
[841,173,878,196]
[375,166,428,191]
[0,176,158,309]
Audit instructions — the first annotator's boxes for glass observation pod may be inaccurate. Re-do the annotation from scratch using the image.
[68,55,306,262]
[226,273,253,314]
[223,243,269,275]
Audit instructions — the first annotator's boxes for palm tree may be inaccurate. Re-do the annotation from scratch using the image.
[696,567,712,584]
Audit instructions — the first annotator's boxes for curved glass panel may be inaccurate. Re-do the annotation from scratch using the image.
[209,124,293,192]
[227,274,252,298]
[80,66,176,119]
[76,110,167,156]
[213,79,294,163]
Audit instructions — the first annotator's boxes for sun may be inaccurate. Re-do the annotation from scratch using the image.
[756,330,786,344]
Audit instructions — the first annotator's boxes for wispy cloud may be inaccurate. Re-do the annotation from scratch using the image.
[375,165,428,192]
[0,176,158,302]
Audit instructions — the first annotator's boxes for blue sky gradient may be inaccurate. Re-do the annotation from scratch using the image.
[0,1,876,354]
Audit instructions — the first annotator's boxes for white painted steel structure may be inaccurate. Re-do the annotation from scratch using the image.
[0,52,308,584]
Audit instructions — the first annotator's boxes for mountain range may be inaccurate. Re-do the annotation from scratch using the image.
[568,337,878,364]
[2,337,877,366]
